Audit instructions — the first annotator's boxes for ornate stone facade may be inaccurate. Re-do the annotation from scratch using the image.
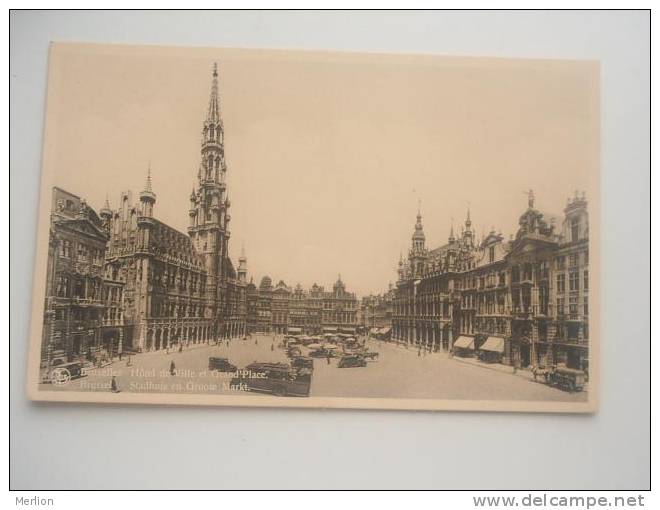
[41,64,249,363]
[359,286,395,331]
[41,188,109,366]
[392,191,590,370]
[248,276,358,335]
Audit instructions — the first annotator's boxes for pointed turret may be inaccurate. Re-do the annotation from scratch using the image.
[462,207,474,247]
[100,194,112,219]
[139,164,156,217]
[410,202,427,277]
[411,202,426,251]
[237,245,248,282]
[99,194,113,232]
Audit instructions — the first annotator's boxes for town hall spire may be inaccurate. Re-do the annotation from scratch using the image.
[188,62,232,299]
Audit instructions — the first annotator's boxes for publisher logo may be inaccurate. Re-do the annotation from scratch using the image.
[50,367,71,386]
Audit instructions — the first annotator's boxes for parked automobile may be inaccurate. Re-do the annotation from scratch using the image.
[547,367,586,392]
[231,362,311,397]
[337,355,367,368]
[286,346,302,358]
[533,365,586,392]
[208,357,237,373]
[290,356,314,372]
[309,347,340,358]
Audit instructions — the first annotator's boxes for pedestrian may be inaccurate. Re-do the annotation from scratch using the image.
[126,355,132,367]
[417,348,421,357]
[271,343,274,352]
[255,338,258,346]
[326,354,331,365]
[179,343,183,353]
[170,360,176,376]
[110,376,120,393]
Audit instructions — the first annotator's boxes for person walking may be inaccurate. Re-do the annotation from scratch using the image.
[169,360,176,376]
[110,376,120,393]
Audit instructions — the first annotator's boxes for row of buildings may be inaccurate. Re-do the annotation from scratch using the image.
[40,64,357,366]
[41,64,247,365]
[358,287,395,335]
[390,190,590,371]
[247,276,359,335]
[39,62,591,375]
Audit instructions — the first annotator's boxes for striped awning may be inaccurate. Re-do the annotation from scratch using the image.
[453,336,475,350]
[479,336,505,353]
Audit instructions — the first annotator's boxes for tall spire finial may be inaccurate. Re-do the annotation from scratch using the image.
[144,162,153,192]
[207,62,220,123]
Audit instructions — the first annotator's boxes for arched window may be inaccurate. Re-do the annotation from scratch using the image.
[209,125,215,141]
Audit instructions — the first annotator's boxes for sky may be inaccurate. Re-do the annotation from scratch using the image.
[41,43,599,297]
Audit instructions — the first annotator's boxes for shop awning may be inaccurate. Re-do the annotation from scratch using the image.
[323,327,338,332]
[379,327,392,335]
[369,328,379,334]
[287,327,302,334]
[339,328,356,333]
[479,336,505,353]
[453,336,475,350]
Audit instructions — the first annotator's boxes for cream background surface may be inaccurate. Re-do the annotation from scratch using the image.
[11,10,649,489]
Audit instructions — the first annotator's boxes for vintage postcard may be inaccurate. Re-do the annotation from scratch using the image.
[26,43,599,412]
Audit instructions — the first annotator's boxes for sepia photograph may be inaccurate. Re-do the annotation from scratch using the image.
[26,42,599,413]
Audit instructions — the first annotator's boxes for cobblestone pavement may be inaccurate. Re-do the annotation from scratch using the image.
[39,334,587,402]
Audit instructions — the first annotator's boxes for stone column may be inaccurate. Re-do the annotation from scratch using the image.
[138,320,146,352]
[118,328,124,356]
[530,322,538,367]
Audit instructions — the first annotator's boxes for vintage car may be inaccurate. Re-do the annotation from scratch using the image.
[337,355,367,368]
[290,356,314,372]
[361,351,379,361]
[208,357,238,373]
[231,362,311,397]
[547,367,587,392]
[308,346,340,358]
[286,346,302,358]
[533,365,586,392]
